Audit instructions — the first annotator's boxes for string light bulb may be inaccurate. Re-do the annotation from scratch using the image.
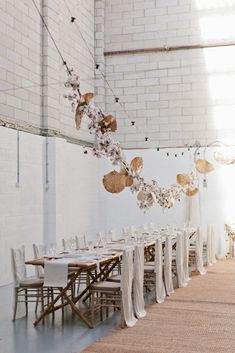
[145,137,149,142]
[71,16,76,23]
[131,121,135,126]
[115,97,119,103]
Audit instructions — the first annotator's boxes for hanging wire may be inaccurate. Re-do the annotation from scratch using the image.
[62,0,134,122]
[31,0,71,75]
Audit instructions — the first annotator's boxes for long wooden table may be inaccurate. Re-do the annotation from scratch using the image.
[26,229,195,327]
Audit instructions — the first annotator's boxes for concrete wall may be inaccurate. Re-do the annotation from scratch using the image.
[104,0,235,148]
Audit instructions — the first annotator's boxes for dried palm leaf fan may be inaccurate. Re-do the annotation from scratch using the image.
[146,193,155,207]
[186,188,199,197]
[195,159,214,174]
[75,92,95,130]
[176,173,190,186]
[130,157,143,174]
[103,171,126,194]
[137,191,145,202]
[214,151,235,165]
[98,115,117,133]
[120,168,133,187]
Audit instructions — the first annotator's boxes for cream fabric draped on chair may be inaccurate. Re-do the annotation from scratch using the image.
[196,227,207,275]
[176,232,188,288]
[120,248,138,327]
[154,238,166,303]
[207,224,216,266]
[183,230,190,282]
[133,244,146,319]
[164,235,174,295]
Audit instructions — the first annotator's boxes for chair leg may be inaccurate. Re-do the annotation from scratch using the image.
[91,291,95,327]
[40,287,44,312]
[100,293,103,322]
[35,289,39,313]
[25,289,28,316]
[12,288,18,321]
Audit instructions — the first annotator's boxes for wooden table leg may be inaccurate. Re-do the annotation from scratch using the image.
[33,270,82,326]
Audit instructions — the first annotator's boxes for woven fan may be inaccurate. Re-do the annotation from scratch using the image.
[103,171,126,193]
[120,168,133,187]
[186,188,199,197]
[176,173,190,186]
[98,115,117,133]
[195,159,214,174]
[214,151,235,165]
[130,157,143,174]
[137,191,145,202]
[75,92,95,130]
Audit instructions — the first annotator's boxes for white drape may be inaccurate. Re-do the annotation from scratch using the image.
[183,230,190,282]
[121,248,138,327]
[196,227,207,275]
[207,224,217,266]
[164,235,174,295]
[154,238,166,303]
[176,232,188,288]
[133,244,146,319]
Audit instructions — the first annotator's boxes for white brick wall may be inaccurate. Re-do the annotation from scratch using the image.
[0,0,95,142]
[0,126,107,286]
[104,0,235,148]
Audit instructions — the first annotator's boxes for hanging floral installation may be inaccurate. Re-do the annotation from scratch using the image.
[64,71,198,211]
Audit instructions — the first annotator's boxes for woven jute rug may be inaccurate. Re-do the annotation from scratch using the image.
[82,260,235,353]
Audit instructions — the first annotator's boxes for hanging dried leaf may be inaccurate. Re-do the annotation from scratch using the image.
[98,115,117,133]
[130,157,143,174]
[120,168,134,187]
[75,105,84,130]
[214,151,235,165]
[176,173,190,186]
[137,191,145,201]
[79,92,95,105]
[195,159,214,174]
[186,188,199,197]
[103,170,126,193]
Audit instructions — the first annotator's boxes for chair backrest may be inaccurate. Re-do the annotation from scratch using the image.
[11,245,27,286]
[33,243,46,278]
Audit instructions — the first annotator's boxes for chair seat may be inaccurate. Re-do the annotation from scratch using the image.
[91,281,120,291]
[145,261,154,266]
[144,265,154,273]
[107,274,121,282]
[19,277,44,288]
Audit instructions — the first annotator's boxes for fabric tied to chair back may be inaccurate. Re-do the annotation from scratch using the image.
[196,227,207,275]
[133,244,146,319]
[164,235,174,295]
[207,224,216,266]
[121,248,138,327]
[11,246,27,287]
[33,244,46,278]
[176,232,188,288]
[154,238,166,303]
[183,230,190,282]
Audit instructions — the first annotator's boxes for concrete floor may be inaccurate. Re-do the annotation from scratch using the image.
[0,284,120,353]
